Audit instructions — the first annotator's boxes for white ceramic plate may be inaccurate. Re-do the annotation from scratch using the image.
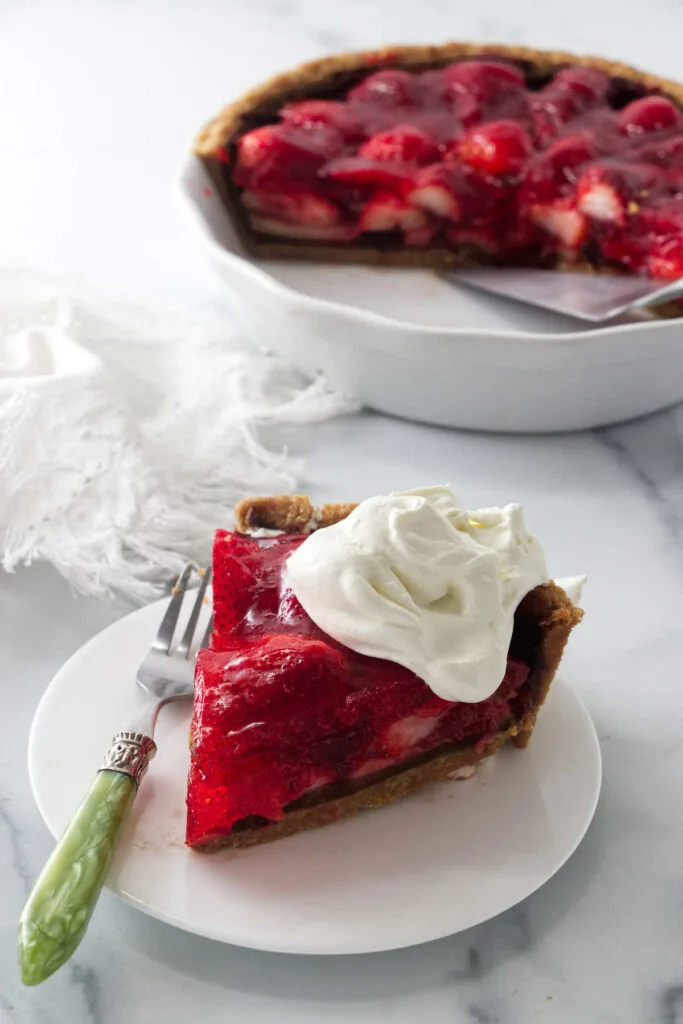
[29,593,601,955]
[179,155,683,433]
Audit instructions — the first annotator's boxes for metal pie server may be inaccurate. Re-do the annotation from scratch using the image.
[444,268,683,322]
[18,564,211,986]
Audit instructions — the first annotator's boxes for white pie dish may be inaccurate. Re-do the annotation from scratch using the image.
[179,155,683,433]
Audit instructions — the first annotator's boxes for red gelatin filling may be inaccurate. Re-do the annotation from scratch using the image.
[186,531,532,848]
[229,59,683,278]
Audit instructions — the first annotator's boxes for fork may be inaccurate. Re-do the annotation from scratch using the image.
[18,564,212,986]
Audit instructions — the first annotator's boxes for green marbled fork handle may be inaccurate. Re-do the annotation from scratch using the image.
[19,730,156,986]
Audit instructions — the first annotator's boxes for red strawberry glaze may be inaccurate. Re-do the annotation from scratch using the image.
[186,530,531,848]
[228,59,683,279]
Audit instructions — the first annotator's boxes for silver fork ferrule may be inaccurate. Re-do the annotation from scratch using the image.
[100,731,157,784]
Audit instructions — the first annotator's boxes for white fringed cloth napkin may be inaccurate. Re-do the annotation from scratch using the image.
[0,269,357,600]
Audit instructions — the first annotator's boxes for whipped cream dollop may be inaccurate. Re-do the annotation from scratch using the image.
[286,485,550,703]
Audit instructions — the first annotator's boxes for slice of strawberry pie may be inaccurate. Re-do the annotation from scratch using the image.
[195,42,683,282]
[186,488,583,851]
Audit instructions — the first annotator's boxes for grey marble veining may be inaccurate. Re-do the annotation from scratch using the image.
[597,406,683,544]
[3,0,683,1021]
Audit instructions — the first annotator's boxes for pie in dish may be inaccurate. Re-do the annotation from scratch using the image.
[195,43,683,280]
[185,493,583,851]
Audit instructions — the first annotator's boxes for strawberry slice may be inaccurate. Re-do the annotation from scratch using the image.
[519,132,596,204]
[457,119,534,176]
[350,757,396,780]
[613,203,683,279]
[576,162,668,225]
[242,188,342,226]
[212,532,255,640]
[530,68,610,142]
[596,201,683,275]
[359,124,438,164]
[381,713,443,757]
[551,67,611,101]
[234,123,344,187]
[443,60,527,126]
[212,531,303,641]
[530,198,588,251]
[618,96,683,137]
[576,173,625,225]
[321,156,415,194]
[646,237,683,280]
[407,164,463,220]
[348,68,420,107]
[197,636,350,732]
[495,656,531,699]
[212,532,271,639]
[248,214,359,242]
[359,192,428,232]
[299,769,339,794]
[280,99,363,140]
[419,67,452,105]
[442,60,524,101]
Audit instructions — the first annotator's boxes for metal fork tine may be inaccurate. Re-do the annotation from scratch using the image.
[176,567,212,659]
[152,564,194,654]
[201,615,214,651]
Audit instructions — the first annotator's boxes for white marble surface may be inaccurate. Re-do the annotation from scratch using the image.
[2,2,683,1022]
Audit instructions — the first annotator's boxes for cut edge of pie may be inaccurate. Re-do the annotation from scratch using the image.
[188,495,583,852]
[193,43,683,284]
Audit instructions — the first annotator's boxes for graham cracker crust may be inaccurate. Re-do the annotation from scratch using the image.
[195,495,583,851]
